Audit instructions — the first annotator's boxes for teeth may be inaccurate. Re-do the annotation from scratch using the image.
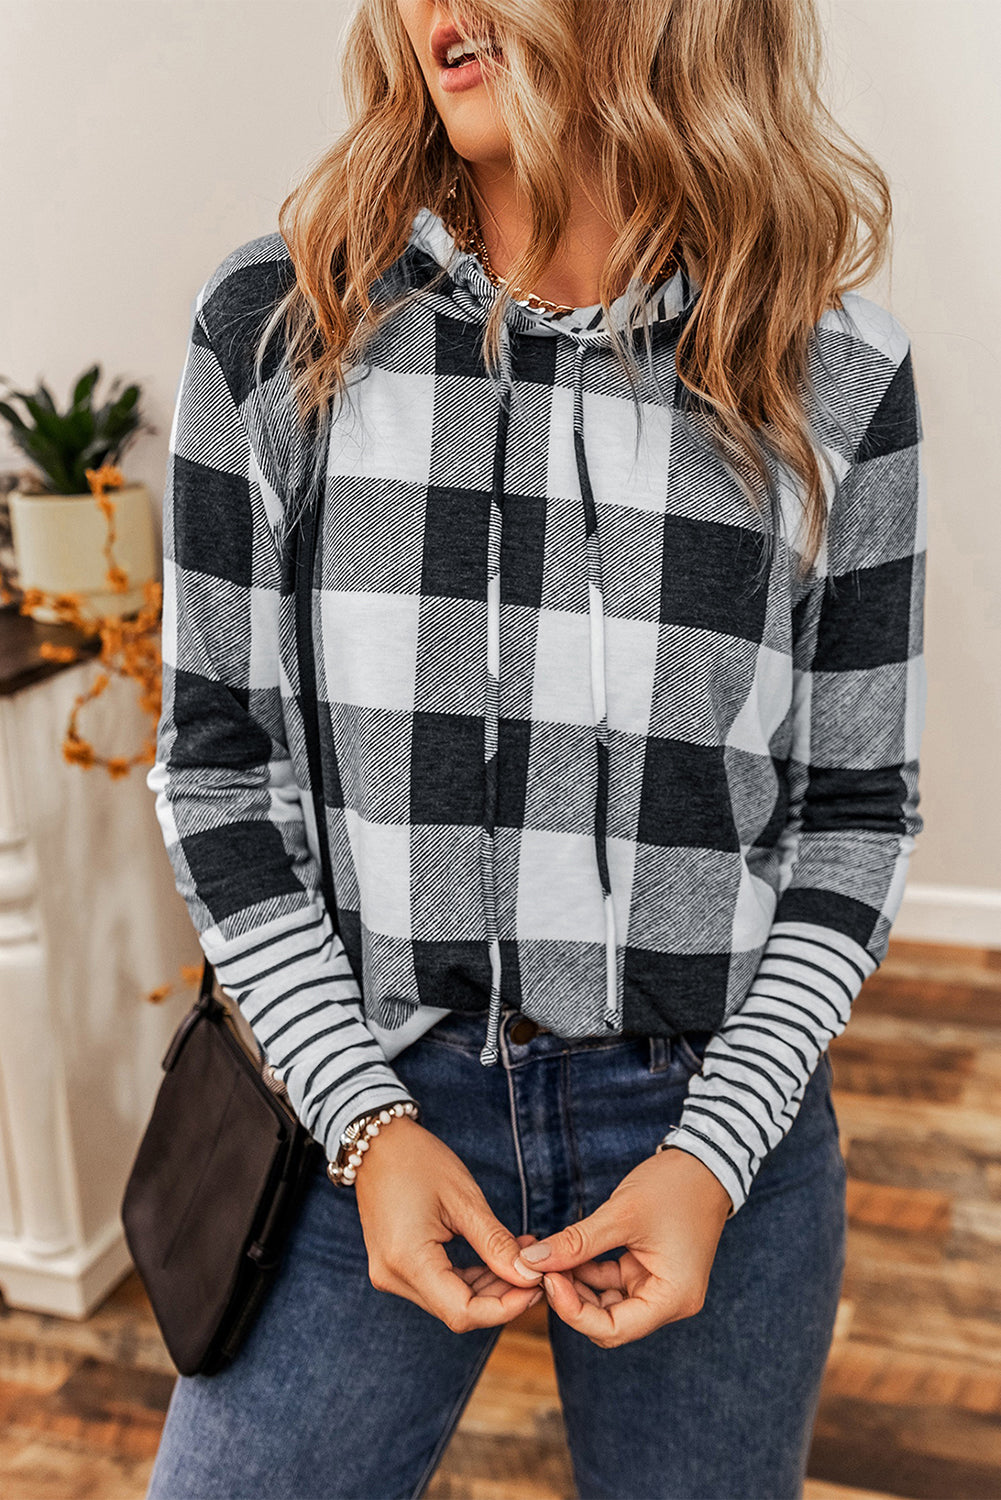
[445,37,492,65]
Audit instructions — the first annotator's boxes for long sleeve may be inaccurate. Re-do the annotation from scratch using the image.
[659,333,927,1216]
[147,282,418,1161]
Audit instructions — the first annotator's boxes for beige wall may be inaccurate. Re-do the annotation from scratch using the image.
[3,1,998,944]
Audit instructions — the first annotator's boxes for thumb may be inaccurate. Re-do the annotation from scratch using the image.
[512,1202,623,1276]
[452,1193,543,1289]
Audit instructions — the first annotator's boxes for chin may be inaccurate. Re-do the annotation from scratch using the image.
[440,116,511,170]
[425,80,507,164]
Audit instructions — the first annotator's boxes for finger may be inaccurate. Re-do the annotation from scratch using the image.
[388,1259,542,1328]
[564,1273,602,1309]
[512,1202,625,1277]
[561,1272,625,1309]
[460,1263,530,1299]
[542,1271,664,1348]
[413,1243,543,1331]
[455,1264,492,1291]
[567,1256,626,1292]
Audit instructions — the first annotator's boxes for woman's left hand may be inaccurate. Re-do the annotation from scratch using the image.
[509,1148,733,1347]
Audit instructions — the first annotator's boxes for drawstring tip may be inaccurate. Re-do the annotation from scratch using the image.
[479,972,504,1067]
[602,897,619,1032]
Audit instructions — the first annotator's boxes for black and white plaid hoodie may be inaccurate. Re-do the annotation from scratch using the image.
[149,206,926,1215]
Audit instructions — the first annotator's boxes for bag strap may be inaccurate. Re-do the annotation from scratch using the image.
[196,955,222,1013]
[198,410,335,1001]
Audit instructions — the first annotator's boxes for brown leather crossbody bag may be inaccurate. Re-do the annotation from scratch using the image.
[120,957,323,1376]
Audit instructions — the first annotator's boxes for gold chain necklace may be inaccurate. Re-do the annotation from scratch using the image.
[460,218,577,317]
[443,183,574,316]
[442,178,680,320]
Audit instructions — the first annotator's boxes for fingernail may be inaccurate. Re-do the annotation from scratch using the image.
[519,1241,551,1264]
[513,1256,544,1280]
[528,1288,544,1307]
[542,1275,555,1296]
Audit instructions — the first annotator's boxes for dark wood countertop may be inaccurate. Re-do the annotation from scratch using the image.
[0,601,103,698]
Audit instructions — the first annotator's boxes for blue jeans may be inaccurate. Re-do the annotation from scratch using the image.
[146,1004,847,1500]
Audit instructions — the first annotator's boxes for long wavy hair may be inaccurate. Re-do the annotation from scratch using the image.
[253,0,893,575]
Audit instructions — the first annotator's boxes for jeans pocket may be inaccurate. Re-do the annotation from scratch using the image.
[671,1031,710,1075]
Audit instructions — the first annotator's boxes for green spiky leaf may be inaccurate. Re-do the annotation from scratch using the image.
[0,365,145,494]
[71,366,101,409]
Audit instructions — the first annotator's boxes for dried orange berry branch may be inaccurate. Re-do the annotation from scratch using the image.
[145,964,208,1005]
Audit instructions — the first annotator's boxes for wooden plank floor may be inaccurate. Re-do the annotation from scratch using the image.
[2,938,999,1499]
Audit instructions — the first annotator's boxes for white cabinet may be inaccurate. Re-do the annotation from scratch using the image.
[0,606,201,1316]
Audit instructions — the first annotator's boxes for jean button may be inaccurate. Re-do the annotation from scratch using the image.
[509,1016,540,1045]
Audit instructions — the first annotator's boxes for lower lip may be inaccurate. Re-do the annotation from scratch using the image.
[437,50,500,93]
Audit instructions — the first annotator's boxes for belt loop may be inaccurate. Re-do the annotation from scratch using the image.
[648,1035,669,1074]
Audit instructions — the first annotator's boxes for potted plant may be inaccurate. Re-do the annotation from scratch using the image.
[0,365,157,622]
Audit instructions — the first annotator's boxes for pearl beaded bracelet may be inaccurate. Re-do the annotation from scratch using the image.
[326,1100,420,1186]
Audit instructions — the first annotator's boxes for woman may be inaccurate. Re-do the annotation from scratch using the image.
[146,0,926,1496]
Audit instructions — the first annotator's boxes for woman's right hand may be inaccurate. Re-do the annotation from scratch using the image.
[352,1115,545,1332]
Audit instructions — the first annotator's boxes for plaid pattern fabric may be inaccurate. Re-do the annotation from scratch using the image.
[148,210,926,1210]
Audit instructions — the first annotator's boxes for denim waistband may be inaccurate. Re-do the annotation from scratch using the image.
[421,1002,715,1069]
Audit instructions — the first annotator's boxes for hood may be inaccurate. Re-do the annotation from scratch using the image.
[402,205,700,1067]
[408,204,698,348]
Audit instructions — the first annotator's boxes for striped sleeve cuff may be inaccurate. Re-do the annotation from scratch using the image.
[201,903,418,1163]
[659,919,876,1216]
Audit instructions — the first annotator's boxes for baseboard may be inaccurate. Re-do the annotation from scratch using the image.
[895,884,1001,949]
[0,1217,133,1320]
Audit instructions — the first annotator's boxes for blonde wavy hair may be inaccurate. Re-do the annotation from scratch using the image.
[254,0,893,575]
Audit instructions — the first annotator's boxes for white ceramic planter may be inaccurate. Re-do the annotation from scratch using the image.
[7,483,157,623]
